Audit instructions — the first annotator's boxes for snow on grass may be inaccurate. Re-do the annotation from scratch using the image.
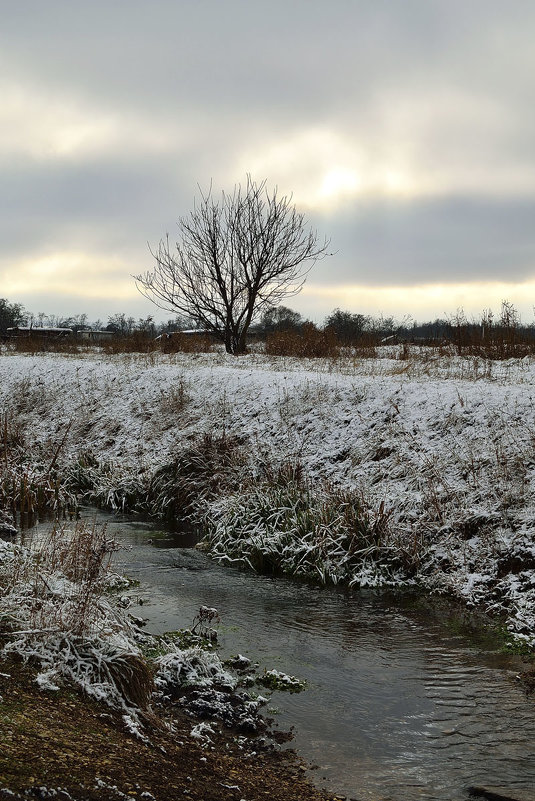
[0,348,534,643]
[0,521,153,714]
[0,519,265,734]
[202,482,411,587]
[154,646,237,692]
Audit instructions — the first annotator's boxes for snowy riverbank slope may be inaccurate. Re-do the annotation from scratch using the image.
[0,348,534,643]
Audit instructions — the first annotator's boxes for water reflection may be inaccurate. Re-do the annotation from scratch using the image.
[25,511,535,801]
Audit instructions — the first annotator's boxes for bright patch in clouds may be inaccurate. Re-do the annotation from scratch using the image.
[301,281,535,323]
[0,81,114,159]
[238,82,535,210]
[237,128,417,212]
[0,79,179,161]
[1,252,135,299]
[320,168,360,199]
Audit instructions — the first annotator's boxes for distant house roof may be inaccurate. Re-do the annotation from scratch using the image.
[6,326,73,335]
[78,330,114,339]
[156,329,212,339]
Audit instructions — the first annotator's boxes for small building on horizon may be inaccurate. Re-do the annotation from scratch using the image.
[6,326,73,337]
[78,329,114,342]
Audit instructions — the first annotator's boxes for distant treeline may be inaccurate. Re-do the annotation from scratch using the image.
[1,298,534,359]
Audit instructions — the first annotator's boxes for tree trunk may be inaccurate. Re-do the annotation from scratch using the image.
[235,330,248,354]
[224,328,248,354]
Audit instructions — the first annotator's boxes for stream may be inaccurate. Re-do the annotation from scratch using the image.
[33,512,535,800]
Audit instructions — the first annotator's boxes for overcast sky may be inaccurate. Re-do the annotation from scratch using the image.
[2,0,535,325]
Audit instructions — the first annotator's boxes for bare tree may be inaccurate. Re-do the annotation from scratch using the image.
[135,177,329,354]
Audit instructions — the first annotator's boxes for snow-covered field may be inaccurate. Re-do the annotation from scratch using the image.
[0,347,534,645]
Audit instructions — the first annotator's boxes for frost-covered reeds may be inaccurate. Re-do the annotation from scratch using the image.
[0,521,242,733]
[145,433,246,523]
[203,477,419,587]
[0,520,155,716]
[65,432,246,528]
[0,519,265,732]
[0,409,77,523]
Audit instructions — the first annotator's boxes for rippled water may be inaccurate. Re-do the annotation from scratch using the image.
[34,513,535,800]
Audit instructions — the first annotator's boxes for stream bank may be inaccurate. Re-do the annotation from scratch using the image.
[2,507,535,801]
[94,510,535,801]
[0,656,337,801]
[1,350,534,645]
[2,350,535,799]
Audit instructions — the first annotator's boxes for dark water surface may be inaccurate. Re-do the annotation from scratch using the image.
[35,513,535,800]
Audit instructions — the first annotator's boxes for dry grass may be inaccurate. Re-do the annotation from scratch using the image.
[146,433,246,525]
[265,323,340,358]
[0,521,121,637]
[447,302,535,359]
[101,332,214,355]
[0,409,76,523]
[157,376,190,416]
[101,331,158,354]
[160,332,214,353]
[8,334,82,355]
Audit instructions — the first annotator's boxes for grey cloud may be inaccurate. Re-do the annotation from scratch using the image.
[4,1,535,122]
[1,0,535,319]
[0,157,195,257]
[313,195,535,286]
